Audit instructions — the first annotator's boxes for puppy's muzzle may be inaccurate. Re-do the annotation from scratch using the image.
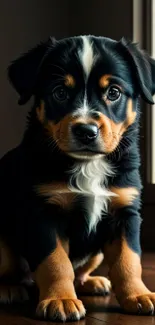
[71,123,99,145]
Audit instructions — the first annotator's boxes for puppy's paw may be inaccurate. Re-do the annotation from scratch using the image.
[76,276,111,296]
[0,285,29,304]
[122,293,155,315]
[36,298,86,321]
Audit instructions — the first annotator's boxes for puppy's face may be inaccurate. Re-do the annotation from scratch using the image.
[8,36,155,159]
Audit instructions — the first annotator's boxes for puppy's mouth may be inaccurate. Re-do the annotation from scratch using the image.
[67,149,104,160]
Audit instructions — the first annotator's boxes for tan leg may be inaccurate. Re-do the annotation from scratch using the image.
[104,237,155,314]
[34,238,85,321]
[75,253,111,295]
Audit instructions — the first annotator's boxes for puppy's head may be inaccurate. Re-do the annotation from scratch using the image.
[8,36,155,159]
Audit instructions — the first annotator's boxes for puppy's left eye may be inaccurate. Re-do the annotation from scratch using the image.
[52,86,69,102]
[107,86,121,101]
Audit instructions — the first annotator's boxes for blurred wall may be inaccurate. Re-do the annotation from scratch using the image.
[0,0,133,157]
[68,0,133,40]
[0,0,69,157]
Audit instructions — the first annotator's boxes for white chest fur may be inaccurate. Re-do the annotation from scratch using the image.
[69,158,115,232]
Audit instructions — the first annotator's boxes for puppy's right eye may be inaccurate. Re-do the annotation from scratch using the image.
[52,85,69,102]
[107,86,121,101]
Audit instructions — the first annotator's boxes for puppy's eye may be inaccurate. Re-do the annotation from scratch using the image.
[52,86,68,102]
[107,86,121,101]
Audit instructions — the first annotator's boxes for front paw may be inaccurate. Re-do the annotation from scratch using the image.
[36,298,86,321]
[122,293,155,315]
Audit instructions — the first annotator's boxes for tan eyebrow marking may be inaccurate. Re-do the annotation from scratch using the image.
[99,74,111,88]
[64,74,76,88]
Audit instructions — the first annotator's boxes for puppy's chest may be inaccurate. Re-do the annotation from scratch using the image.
[37,159,114,231]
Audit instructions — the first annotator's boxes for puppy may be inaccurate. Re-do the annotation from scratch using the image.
[0,35,155,321]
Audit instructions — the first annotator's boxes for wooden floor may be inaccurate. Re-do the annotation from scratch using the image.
[0,253,155,325]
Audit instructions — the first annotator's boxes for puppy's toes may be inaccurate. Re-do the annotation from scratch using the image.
[122,293,155,315]
[76,276,111,296]
[36,298,86,321]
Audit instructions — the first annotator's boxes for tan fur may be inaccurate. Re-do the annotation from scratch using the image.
[36,182,76,209]
[76,275,111,295]
[64,74,75,88]
[44,113,73,152]
[95,99,137,153]
[110,187,139,209]
[75,253,111,295]
[75,253,104,282]
[44,114,98,152]
[125,98,137,128]
[99,74,111,88]
[104,237,155,313]
[36,101,45,123]
[34,237,85,321]
[34,238,76,300]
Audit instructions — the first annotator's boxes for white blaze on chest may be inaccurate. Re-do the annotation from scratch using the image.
[69,158,116,232]
[78,36,95,79]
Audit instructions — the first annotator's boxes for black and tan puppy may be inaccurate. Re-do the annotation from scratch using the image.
[0,35,155,321]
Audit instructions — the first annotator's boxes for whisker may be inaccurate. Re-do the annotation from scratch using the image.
[51,73,65,79]
[47,64,67,74]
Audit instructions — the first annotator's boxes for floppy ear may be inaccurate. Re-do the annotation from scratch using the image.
[118,37,155,104]
[8,37,56,105]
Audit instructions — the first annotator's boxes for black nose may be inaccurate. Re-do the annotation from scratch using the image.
[72,123,99,144]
